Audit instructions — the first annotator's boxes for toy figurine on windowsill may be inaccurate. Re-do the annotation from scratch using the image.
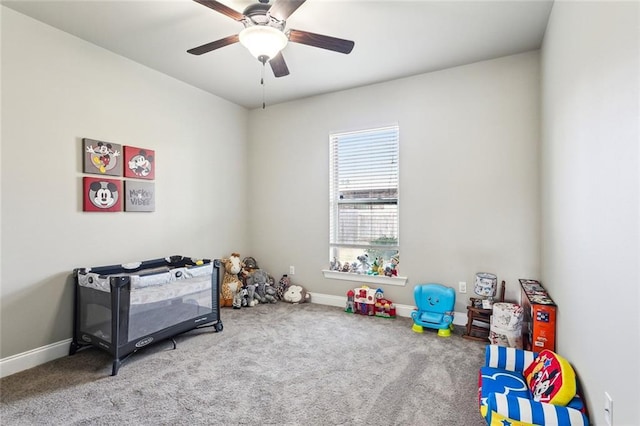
[384,254,399,277]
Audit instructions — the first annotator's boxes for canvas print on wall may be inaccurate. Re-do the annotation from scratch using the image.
[83,138,123,176]
[124,146,155,180]
[124,180,155,212]
[83,177,122,212]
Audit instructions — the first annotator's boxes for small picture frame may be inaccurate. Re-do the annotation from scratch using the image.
[83,138,123,176]
[124,180,155,212]
[83,177,122,212]
[123,146,155,180]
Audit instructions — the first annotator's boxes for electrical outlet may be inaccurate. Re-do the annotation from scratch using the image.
[289,266,295,275]
[459,281,467,293]
[604,392,613,426]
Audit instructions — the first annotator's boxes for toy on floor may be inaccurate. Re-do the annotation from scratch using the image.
[249,270,277,304]
[275,274,290,300]
[373,288,396,318]
[411,283,456,337]
[221,253,243,308]
[347,286,396,318]
[345,290,355,313]
[283,284,310,303]
[233,286,248,309]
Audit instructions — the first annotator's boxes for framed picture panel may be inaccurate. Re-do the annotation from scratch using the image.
[123,146,155,180]
[124,180,155,212]
[83,138,123,176]
[83,177,122,212]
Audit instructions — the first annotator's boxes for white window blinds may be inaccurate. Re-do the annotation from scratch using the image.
[329,126,399,258]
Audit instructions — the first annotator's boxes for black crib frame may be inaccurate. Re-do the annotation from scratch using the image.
[69,256,223,375]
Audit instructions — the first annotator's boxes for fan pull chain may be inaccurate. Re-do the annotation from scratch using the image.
[261,61,266,109]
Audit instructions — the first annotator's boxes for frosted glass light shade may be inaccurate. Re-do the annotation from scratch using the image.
[239,26,288,60]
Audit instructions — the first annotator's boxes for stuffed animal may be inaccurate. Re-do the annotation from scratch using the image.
[233,286,247,309]
[356,253,370,274]
[245,283,257,307]
[275,274,290,300]
[240,256,258,282]
[248,269,277,304]
[368,257,382,275]
[330,257,341,271]
[221,253,243,307]
[283,284,310,304]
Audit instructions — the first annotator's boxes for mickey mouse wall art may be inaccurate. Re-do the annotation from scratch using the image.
[123,146,155,180]
[83,138,123,176]
[81,139,155,212]
[83,177,122,212]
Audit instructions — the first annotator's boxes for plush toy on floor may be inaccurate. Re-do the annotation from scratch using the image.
[249,269,277,304]
[233,286,247,309]
[283,284,310,304]
[221,253,243,308]
[275,274,291,300]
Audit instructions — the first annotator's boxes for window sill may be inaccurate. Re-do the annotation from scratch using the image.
[321,270,407,287]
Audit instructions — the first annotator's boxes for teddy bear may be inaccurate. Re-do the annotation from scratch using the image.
[249,269,277,304]
[283,284,310,304]
[221,253,243,307]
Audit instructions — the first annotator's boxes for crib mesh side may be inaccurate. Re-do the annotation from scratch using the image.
[127,272,213,341]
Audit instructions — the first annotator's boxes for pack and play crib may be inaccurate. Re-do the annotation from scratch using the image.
[70,256,222,375]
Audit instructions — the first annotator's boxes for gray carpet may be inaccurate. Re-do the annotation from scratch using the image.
[0,303,487,425]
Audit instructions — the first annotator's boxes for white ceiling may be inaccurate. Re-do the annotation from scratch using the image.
[2,0,554,109]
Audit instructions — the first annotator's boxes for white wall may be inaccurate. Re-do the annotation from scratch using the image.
[247,51,541,312]
[541,1,639,424]
[0,7,249,359]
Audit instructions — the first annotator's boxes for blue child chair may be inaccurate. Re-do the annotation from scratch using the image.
[411,283,456,337]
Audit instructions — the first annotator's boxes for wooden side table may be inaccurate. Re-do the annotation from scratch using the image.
[462,280,506,341]
[463,305,492,341]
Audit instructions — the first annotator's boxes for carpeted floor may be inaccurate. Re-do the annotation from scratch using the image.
[0,302,487,425]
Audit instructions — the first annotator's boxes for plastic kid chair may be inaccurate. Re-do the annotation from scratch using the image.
[411,283,456,337]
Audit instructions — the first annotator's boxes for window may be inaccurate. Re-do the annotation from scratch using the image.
[329,125,399,271]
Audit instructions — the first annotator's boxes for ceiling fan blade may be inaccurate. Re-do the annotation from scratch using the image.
[288,29,354,54]
[187,34,239,55]
[268,0,306,22]
[193,0,244,21]
[269,52,290,77]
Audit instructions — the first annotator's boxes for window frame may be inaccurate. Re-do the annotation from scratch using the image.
[324,125,405,285]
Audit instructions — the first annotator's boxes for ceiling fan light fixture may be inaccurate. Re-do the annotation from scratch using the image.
[239,25,288,61]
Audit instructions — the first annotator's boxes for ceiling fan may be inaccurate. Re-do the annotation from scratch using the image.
[188,0,355,78]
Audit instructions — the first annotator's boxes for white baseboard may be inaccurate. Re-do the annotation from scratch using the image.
[1,295,467,378]
[309,292,467,325]
[0,338,72,379]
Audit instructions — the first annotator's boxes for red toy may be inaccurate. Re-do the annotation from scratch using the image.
[347,286,396,318]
